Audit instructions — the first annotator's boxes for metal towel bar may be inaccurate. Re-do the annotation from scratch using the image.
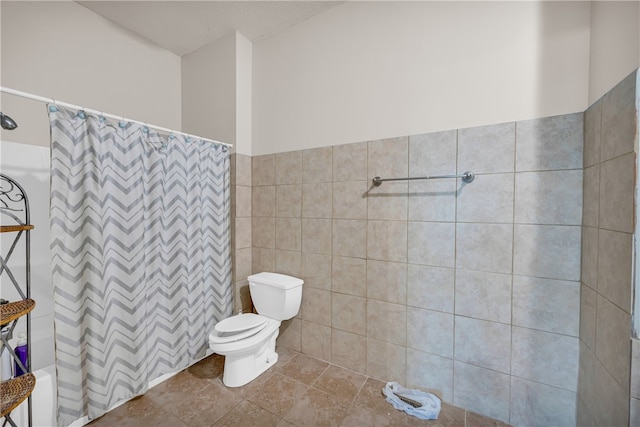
[372,171,475,186]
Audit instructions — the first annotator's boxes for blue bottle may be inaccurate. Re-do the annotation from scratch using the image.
[14,333,28,377]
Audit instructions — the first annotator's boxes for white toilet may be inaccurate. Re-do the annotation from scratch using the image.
[209,272,303,387]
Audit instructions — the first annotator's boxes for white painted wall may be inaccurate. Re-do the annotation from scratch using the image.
[0,1,181,148]
[253,1,591,155]
[182,31,236,147]
[182,31,252,155]
[588,1,640,105]
[236,33,253,156]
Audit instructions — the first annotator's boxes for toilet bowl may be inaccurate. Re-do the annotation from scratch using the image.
[209,272,303,387]
[209,313,281,387]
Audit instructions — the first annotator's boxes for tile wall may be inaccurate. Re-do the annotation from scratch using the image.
[230,153,253,313]
[578,70,637,426]
[249,112,584,424]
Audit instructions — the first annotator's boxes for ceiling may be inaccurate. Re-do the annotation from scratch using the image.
[77,1,346,56]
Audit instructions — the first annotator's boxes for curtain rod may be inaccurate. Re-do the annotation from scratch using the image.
[0,86,233,148]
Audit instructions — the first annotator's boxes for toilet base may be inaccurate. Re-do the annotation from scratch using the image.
[219,329,280,387]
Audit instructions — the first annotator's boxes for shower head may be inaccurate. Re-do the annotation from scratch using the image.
[0,113,18,130]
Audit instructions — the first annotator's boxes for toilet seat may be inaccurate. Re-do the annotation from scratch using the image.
[215,313,267,333]
[210,313,269,344]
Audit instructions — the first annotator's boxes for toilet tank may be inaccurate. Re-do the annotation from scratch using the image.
[248,272,303,320]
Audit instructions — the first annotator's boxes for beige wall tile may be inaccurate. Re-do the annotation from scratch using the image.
[631,339,640,399]
[233,247,252,282]
[333,141,367,182]
[515,113,583,172]
[406,349,453,402]
[302,182,332,219]
[458,122,515,174]
[512,275,579,336]
[235,217,252,249]
[408,221,455,267]
[579,284,597,350]
[366,260,407,304]
[367,299,406,346]
[235,185,252,218]
[332,293,366,335]
[456,223,513,274]
[302,146,332,183]
[367,220,407,263]
[275,184,302,218]
[513,224,581,281]
[301,252,331,291]
[458,173,514,224]
[454,316,511,373]
[583,99,601,168]
[408,180,457,222]
[511,326,579,391]
[278,318,301,351]
[366,338,406,384]
[332,219,366,258]
[230,153,237,187]
[600,70,636,162]
[300,287,331,326]
[301,320,331,361]
[247,110,588,423]
[235,153,252,187]
[368,137,408,179]
[332,329,366,373]
[576,395,596,427]
[582,165,599,227]
[407,307,453,358]
[631,398,640,427]
[332,181,368,219]
[597,229,633,312]
[581,226,598,289]
[409,129,456,176]
[510,377,576,427]
[252,154,275,186]
[301,218,331,254]
[578,341,597,420]
[407,264,454,313]
[275,218,301,251]
[252,247,274,273]
[332,256,366,297]
[276,150,302,185]
[515,170,583,225]
[234,278,251,313]
[275,250,301,277]
[252,185,275,217]
[453,361,510,423]
[593,359,629,427]
[595,295,631,391]
[599,153,635,233]
[367,181,408,221]
[578,71,637,425]
[455,269,512,324]
[252,217,275,249]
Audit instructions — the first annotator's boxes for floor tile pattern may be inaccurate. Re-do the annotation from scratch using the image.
[88,349,511,427]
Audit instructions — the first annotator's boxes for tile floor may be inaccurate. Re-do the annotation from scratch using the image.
[88,348,511,427]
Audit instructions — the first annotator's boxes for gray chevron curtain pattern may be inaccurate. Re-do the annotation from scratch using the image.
[49,105,232,426]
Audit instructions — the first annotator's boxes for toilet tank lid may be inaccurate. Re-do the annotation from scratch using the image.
[248,272,304,289]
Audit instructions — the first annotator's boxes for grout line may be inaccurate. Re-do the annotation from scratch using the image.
[507,119,518,425]
[452,128,459,404]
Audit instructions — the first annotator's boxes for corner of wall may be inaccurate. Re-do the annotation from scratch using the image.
[235,31,253,157]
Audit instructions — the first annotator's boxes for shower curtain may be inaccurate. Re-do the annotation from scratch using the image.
[48,106,232,426]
